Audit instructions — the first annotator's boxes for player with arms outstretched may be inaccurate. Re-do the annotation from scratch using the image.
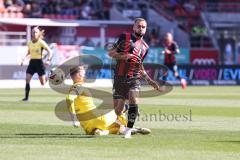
[21,26,52,101]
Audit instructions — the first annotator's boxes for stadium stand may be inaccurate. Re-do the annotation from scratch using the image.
[0,0,111,20]
[200,0,240,64]
[0,0,240,53]
[150,0,213,48]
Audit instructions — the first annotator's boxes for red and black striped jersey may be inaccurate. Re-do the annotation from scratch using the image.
[113,33,149,79]
[163,41,179,64]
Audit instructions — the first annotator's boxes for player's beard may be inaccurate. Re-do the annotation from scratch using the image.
[135,31,144,38]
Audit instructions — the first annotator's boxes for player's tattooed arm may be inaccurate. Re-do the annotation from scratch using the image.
[140,64,152,82]
[140,64,161,91]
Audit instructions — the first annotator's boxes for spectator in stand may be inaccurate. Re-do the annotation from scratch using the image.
[60,0,75,15]
[92,0,104,19]
[81,4,92,20]
[191,25,207,36]
[54,2,62,15]
[74,0,84,18]
[22,3,31,17]
[103,0,111,20]
[0,0,6,13]
[81,37,95,47]
[30,1,42,18]
[42,0,60,15]
[1,0,107,20]
[5,0,24,13]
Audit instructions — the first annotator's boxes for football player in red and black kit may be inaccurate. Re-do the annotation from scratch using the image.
[108,18,161,138]
[162,32,187,89]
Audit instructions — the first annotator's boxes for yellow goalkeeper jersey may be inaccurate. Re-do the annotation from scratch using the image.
[27,39,49,59]
[66,81,127,134]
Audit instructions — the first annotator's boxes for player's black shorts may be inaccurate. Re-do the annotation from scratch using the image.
[113,76,141,100]
[26,59,45,76]
[165,62,178,73]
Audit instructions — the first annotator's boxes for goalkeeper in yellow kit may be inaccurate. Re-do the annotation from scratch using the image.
[66,65,151,136]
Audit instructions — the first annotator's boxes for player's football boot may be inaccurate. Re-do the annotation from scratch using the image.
[72,120,80,128]
[22,97,28,101]
[124,127,132,139]
[181,78,187,89]
[135,127,151,135]
[131,127,151,135]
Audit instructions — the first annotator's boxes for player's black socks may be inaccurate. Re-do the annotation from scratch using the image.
[24,83,30,100]
[127,104,138,128]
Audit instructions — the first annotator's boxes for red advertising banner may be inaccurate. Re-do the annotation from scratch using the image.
[52,45,80,66]
[190,49,219,65]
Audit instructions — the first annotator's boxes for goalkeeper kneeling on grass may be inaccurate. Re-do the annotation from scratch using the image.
[66,65,151,136]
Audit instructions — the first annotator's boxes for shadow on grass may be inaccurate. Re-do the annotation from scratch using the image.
[0,133,95,139]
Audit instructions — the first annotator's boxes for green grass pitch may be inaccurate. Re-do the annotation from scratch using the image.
[0,86,240,160]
